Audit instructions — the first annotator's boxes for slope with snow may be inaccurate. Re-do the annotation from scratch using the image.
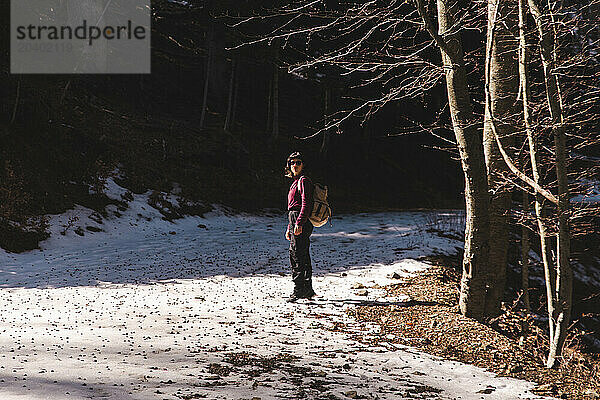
[0,179,554,399]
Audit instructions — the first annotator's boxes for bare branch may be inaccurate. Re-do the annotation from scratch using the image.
[485,3,559,206]
[413,0,461,67]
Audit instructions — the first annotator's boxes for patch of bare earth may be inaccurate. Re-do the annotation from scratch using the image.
[344,263,600,400]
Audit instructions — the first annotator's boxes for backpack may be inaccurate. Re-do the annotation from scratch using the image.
[309,183,332,227]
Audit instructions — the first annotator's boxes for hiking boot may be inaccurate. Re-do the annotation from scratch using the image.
[286,293,301,303]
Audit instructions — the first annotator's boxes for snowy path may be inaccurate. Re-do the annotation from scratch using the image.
[0,186,553,399]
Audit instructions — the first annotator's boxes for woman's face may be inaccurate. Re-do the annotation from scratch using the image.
[289,158,303,176]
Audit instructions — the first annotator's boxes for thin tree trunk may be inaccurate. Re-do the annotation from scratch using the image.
[516,5,531,314]
[266,76,273,133]
[549,122,571,369]
[200,24,214,130]
[362,121,371,161]
[10,79,21,124]
[428,0,491,321]
[519,0,555,342]
[527,0,572,369]
[521,191,531,314]
[320,86,332,158]
[231,60,239,131]
[60,80,71,105]
[489,0,562,343]
[224,56,237,132]
[483,0,519,318]
[271,56,280,140]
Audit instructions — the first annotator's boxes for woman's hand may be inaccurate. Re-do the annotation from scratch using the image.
[293,224,302,235]
[285,229,291,241]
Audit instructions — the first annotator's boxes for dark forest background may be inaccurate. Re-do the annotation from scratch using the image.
[0,0,466,252]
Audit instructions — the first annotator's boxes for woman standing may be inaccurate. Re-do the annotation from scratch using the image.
[284,151,316,302]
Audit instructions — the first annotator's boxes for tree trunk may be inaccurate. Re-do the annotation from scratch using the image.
[519,0,555,342]
[266,76,273,133]
[515,7,532,315]
[320,86,332,158]
[527,0,572,368]
[549,126,571,369]
[200,23,214,130]
[483,0,519,318]
[436,0,491,321]
[271,53,280,140]
[60,80,71,105]
[224,56,237,132]
[362,121,371,161]
[231,60,240,131]
[10,79,20,124]
[521,191,531,314]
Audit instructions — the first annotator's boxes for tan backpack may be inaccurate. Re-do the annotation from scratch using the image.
[310,183,332,227]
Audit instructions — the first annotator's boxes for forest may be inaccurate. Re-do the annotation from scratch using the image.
[1,0,600,399]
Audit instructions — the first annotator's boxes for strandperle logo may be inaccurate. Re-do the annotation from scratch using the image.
[11,0,151,74]
[15,20,147,46]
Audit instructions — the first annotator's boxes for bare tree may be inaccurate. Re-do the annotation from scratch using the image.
[200,8,215,130]
[521,192,531,314]
[224,55,238,132]
[10,79,20,125]
[518,0,554,333]
[272,45,280,140]
[231,0,492,320]
[416,0,491,320]
[320,85,332,158]
[526,0,571,369]
[482,0,519,317]
[229,0,600,363]
[485,0,600,367]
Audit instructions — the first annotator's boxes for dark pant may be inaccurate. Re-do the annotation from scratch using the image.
[288,210,314,295]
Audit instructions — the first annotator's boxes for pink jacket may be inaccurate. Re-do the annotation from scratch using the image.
[287,174,313,227]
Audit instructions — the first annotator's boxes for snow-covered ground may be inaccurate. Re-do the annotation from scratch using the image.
[0,179,554,399]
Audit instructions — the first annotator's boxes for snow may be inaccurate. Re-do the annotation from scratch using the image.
[571,178,600,204]
[0,179,554,399]
[166,0,190,6]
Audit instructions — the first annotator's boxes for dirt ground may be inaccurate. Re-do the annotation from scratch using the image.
[345,262,600,400]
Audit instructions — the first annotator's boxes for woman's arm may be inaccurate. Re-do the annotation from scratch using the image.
[295,176,313,228]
